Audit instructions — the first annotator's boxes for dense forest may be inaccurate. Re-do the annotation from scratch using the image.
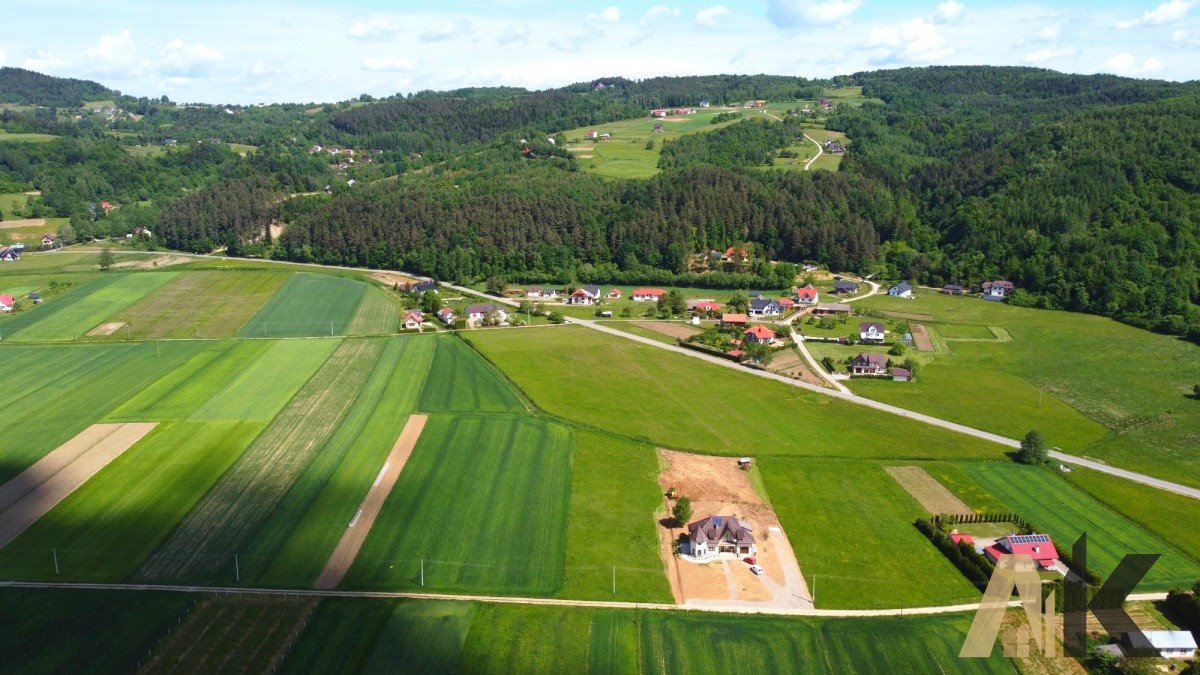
[1,66,1197,340]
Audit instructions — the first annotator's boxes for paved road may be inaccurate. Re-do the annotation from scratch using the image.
[791,330,851,394]
[802,133,823,171]
[4,580,1165,617]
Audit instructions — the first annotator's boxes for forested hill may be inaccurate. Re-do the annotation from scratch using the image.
[0,68,115,107]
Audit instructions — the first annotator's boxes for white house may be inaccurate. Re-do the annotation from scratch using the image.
[748,298,782,317]
[403,310,424,331]
[437,307,455,325]
[859,322,886,343]
[525,288,558,300]
[850,352,887,375]
[631,288,665,302]
[566,285,601,305]
[687,515,756,559]
[982,280,1014,301]
[794,285,819,306]
[888,281,914,298]
[465,303,508,326]
[1140,631,1197,659]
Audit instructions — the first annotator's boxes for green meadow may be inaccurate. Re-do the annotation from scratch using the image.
[107,269,288,339]
[238,272,367,337]
[2,272,178,341]
[855,291,1200,486]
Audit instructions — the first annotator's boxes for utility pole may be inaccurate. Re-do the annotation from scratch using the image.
[612,566,616,596]
[234,554,240,582]
[420,559,425,587]
[52,548,59,575]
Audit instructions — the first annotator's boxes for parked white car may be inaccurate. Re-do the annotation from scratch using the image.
[749,565,764,576]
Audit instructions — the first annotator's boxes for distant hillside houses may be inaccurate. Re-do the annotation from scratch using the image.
[982,280,1014,301]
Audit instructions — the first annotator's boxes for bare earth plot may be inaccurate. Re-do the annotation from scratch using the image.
[910,324,935,352]
[314,414,428,590]
[884,465,973,516]
[0,423,156,549]
[85,321,125,337]
[0,218,46,229]
[630,321,701,340]
[767,348,827,388]
[656,449,810,611]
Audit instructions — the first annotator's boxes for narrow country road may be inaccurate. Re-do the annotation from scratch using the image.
[0,580,1167,617]
[802,133,823,171]
[791,331,851,394]
[844,278,880,302]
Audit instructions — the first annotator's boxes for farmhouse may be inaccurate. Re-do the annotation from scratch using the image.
[0,245,19,262]
[525,287,558,300]
[631,288,665,302]
[748,298,782,317]
[824,140,846,154]
[983,533,1060,571]
[437,307,455,325]
[850,352,888,375]
[888,281,914,298]
[411,281,438,294]
[859,322,886,343]
[1136,631,1198,659]
[41,233,59,249]
[982,280,1014,301]
[651,109,668,118]
[402,310,424,330]
[687,515,756,559]
[698,100,710,107]
[794,284,819,306]
[833,280,860,294]
[813,302,851,316]
[720,313,748,328]
[566,285,602,305]
[606,289,621,299]
[942,284,965,295]
[584,130,598,140]
[691,301,721,314]
[465,303,508,325]
[743,325,776,344]
[0,294,13,312]
[721,246,749,262]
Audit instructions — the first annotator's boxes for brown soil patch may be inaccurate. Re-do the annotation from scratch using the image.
[0,218,46,229]
[631,321,701,340]
[885,466,973,515]
[111,254,191,270]
[657,449,805,606]
[369,270,418,287]
[86,321,126,336]
[269,223,284,240]
[0,422,156,549]
[767,348,828,388]
[315,414,428,590]
[910,324,935,351]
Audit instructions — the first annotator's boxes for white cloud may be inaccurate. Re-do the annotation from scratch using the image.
[348,18,405,41]
[1025,46,1074,62]
[362,56,415,72]
[867,18,953,63]
[161,39,222,77]
[586,6,621,22]
[22,50,70,72]
[419,19,472,42]
[642,6,680,25]
[497,23,531,46]
[768,0,861,28]
[1103,52,1166,75]
[83,29,144,76]
[935,1,964,22]
[1116,0,1195,28]
[695,5,730,26]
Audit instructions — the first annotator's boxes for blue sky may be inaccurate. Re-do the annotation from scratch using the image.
[1,1,1197,103]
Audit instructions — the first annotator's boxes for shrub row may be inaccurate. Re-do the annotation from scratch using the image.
[915,518,994,589]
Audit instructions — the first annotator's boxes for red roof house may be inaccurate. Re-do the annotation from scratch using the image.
[743,325,777,343]
[720,313,748,327]
[693,301,722,313]
[779,298,795,308]
[631,288,666,302]
[949,531,974,546]
[0,294,14,312]
[983,534,1060,570]
[606,289,621,299]
[795,284,819,305]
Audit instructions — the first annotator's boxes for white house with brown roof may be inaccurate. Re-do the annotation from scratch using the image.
[859,322,886,343]
[850,352,887,375]
[687,515,756,560]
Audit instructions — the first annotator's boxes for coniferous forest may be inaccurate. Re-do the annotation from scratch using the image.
[1,65,1197,341]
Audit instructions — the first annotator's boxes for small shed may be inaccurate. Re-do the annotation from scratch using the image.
[737,457,752,470]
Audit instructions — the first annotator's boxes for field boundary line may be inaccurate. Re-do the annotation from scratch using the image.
[0,580,1168,618]
[313,414,429,590]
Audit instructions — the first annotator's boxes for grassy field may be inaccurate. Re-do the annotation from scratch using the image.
[0,588,193,674]
[956,462,1200,590]
[560,431,672,602]
[344,283,400,335]
[136,339,377,583]
[1,271,178,342]
[248,336,436,586]
[345,413,572,595]
[466,326,1005,461]
[760,458,984,609]
[281,597,395,674]
[0,130,56,143]
[361,600,475,673]
[106,269,287,339]
[417,335,526,413]
[854,292,1200,486]
[239,273,367,337]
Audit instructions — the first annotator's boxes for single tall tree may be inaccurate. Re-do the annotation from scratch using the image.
[673,495,693,527]
[98,247,115,271]
[1017,430,1048,465]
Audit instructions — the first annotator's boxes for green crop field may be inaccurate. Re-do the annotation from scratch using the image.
[1,271,178,342]
[0,130,57,143]
[107,270,287,339]
[417,336,526,413]
[247,336,436,586]
[185,338,337,422]
[345,414,572,595]
[281,597,395,674]
[0,341,203,483]
[560,431,672,602]
[238,273,367,337]
[760,458,983,609]
[466,326,1005,461]
[0,588,193,675]
[956,462,1200,590]
[855,292,1200,486]
[361,601,475,673]
[1064,467,1200,561]
[344,283,400,334]
[136,339,378,583]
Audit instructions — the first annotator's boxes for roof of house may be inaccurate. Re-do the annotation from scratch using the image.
[721,313,748,323]
[890,281,912,292]
[465,303,497,315]
[694,301,721,311]
[982,280,1014,289]
[860,322,885,333]
[749,298,780,310]
[996,533,1059,561]
[581,284,601,295]
[727,349,745,358]
[834,280,859,292]
[851,352,888,367]
[892,368,912,378]
[688,515,755,546]
[796,285,819,299]
[607,289,621,296]
[815,302,851,312]
[943,284,964,290]
[779,298,795,306]
[0,294,13,305]
[437,307,454,316]
[412,281,438,292]
[744,325,776,340]
[723,246,748,257]
[404,310,423,321]
[1143,631,1198,651]
[949,531,974,545]
[631,288,665,296]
